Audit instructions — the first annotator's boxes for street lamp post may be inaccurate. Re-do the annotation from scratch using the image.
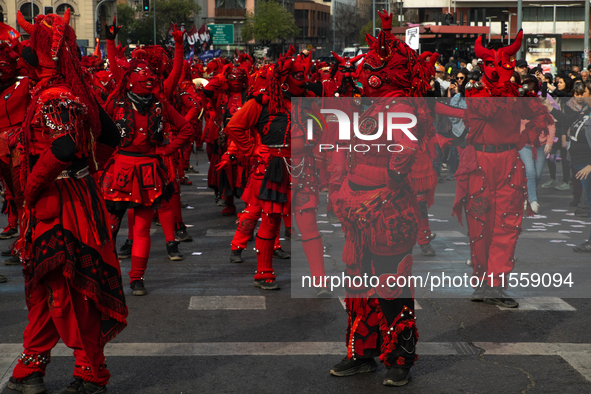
[485,16,496,41]
[153,0,157,45]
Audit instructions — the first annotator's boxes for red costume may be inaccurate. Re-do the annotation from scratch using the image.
[101,22,194,295]
[329,11,433,386]
[203,64,249,215]
[7,10,127,394]
[225,47,327,291]
[453,31,553,306]
[0,42,30,241]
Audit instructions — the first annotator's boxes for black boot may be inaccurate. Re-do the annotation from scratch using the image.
[420,243,436,256]
[230,249,243,263]
[4,254,20,265]
[383,366,412,387]
[0,274,6,283]
[175,223,193,242]
[166,241,183,261]
[118,239,133,259]
[6,372,47,394]
[60,377,109,394]
[273,248,291,259]
[330,357,377,377]
[284,227,300,241]
[483,286,519,308]
[130,280,147,296]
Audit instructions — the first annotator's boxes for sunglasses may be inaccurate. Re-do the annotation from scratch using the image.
[457,76,465,80]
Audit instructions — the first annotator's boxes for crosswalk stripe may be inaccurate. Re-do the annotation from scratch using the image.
[189,296,266,310]
[497,297,576,311]
[206,229,236,237]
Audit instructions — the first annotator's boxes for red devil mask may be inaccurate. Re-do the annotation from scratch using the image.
[475,30,523,87]
[0,43,18,85]
[277,48,309,97]
[128,60,156,95]
[360,10,429,97]
[227,66,247,92]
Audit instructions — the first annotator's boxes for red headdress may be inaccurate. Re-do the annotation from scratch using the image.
[474,30,523,94]
[267,45,309,114]
[17,9,100,145]
[131,45,171,76]
[419,51,440,80]
[360,10,430,97]
[329,51,364,96]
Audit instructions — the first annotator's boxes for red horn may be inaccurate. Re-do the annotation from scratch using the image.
[365,33,378,48]
[501,29,523,57]
[17,11,34,35]
[64,7,71,24]
[474,35,494,60]
[350,53,365,64]
[331,51,344,64]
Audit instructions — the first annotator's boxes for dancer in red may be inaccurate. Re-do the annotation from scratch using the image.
[101,42,194,296]
[329,11,433,386]
[7,11,127,394]
[203,64,249,216]
[453,31,553,307]
[225,48,327,292]
[0,41,31,263]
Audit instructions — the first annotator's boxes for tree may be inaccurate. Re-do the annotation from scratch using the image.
[242,0,299,43]
[117,0,201,46]
[333,5,370,48]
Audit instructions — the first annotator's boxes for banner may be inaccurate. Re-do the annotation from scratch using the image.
[405,27,419,51]
[198,49,222,62]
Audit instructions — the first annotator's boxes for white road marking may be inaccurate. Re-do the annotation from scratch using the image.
[118,228,157,235]
[497,297,576,311]
[189,296,266,310]
[206,229,236,237]
[2,342,591,386]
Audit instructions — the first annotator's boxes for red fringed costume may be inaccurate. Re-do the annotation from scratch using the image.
[224,47,327,290]
[452,31,553,295]
[7,10,127,393]
[330,11,433,381]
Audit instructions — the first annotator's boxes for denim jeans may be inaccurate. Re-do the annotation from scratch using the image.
[519,145,546,203]
[572,163,591,241]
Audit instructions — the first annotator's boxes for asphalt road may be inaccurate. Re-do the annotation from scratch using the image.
[1,151,591,393]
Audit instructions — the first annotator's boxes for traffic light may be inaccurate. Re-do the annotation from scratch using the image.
[142,0,150,12]
[96,20,102,35]
[501,20,507,39]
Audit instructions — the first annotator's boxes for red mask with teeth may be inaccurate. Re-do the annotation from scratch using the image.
[128,61,156,95]
[280,56,308,96]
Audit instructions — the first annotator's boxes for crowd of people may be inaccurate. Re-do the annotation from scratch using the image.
[0,8,589,393]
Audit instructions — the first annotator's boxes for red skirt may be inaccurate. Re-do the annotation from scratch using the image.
[101,151,168,208]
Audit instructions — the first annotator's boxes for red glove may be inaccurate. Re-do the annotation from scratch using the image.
[378,10,393,31]
[215,153,233,172]
[253,144,269,158]
[172,24,184,46]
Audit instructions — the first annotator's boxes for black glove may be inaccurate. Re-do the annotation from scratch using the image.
[105,16,121,40]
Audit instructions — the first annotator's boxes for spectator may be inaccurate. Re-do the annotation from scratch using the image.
[548,75,574,98]
[544,73,554,84]
[447,69,469,180]
[568,82,591,252]
[582,70,589,82]
[572,66,581,74]
[459,58,467,69]
[519,76,555,213]
[444,56,457,73]
[515,59,529,77]
[510,71,522,85]
[435,65,450,95]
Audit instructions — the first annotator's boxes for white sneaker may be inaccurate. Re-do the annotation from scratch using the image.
[530,201,540,214]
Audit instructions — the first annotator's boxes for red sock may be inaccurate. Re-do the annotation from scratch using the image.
[128,209,135,241]
[254,214,280,280]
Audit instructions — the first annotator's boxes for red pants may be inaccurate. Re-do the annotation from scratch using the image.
[231,204,281,251]
[464,150,526,287]
[254,209,325,281]
[13,271,109,384]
